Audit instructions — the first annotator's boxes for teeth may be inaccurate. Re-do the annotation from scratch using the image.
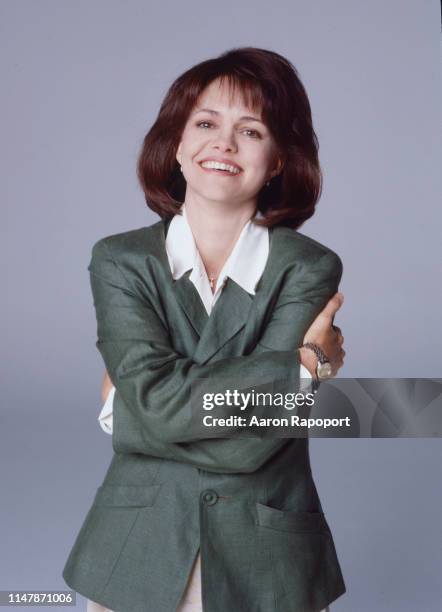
[200,161,240,174]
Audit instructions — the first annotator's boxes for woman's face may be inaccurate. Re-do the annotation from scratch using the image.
[176,78,283,208]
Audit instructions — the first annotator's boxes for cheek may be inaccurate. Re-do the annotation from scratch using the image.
[179,129,196,152]
[247,144,274,168]
[247,156,271,178]
[182,139,204,162]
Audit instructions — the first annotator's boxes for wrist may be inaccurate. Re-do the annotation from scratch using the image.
[298,347,319,380]
[301,342,333,380]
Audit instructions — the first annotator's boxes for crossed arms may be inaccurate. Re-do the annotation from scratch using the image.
[89,239,342,474]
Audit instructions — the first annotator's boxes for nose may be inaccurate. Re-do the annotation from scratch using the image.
[211,128,237,152]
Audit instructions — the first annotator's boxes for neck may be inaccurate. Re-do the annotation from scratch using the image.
[183,193,257,277]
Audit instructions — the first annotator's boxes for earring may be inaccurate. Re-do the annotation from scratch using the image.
[266,180,270,187]
[179,164,183,173]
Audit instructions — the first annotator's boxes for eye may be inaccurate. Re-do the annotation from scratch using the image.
[196,121,213,129]
[242,129,261,139]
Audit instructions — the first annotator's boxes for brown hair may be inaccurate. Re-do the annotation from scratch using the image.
[137,47,322,229]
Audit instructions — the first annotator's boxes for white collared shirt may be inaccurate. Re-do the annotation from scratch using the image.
[167,203,270,314]
[97,205,311,434]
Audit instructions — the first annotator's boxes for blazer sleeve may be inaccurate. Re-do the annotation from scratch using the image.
[111,389,290,474]
[88,238,342,471]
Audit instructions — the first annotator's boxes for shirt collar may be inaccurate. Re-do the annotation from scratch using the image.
[165,204,269,295]
[165,204,196,280]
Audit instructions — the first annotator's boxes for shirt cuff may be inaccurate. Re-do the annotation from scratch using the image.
[299,363,312,391]
[98,386,115,435]
[300,364,312,379]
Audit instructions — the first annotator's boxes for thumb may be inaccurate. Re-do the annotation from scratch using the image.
[321,292,344,322]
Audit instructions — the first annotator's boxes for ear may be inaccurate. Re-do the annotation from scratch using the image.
[270,156,284,179]
[176,142,182,165]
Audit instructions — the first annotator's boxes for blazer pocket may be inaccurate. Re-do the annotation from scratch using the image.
[93,484,162,508]
[256,502,326,534]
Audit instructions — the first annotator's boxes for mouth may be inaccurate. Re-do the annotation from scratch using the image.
[198,161,242,176]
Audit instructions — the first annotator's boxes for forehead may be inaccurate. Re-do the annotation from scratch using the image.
[195,78,263,116]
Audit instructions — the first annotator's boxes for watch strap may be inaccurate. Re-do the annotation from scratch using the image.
[302,342,329,365]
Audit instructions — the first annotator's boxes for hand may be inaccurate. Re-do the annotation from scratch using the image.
[101,369,113,403]
[299,292,345,378]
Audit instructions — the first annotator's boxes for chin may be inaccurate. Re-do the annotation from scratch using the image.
[191,184,240,201]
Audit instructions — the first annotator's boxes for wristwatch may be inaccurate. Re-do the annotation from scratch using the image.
[302,342,333,384]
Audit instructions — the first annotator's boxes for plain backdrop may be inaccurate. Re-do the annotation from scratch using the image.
[1,1,441,610]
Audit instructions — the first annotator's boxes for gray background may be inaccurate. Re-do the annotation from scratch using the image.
[1,1,441,610]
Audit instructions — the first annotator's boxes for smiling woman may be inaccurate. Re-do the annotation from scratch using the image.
[62,46,345,612]
[136,46,324,229]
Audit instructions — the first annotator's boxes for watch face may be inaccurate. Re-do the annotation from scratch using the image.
[318,362,333,379]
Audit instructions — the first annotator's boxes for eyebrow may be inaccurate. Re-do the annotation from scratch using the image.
[192,108,264,124]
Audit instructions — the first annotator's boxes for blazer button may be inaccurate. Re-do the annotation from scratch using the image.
[201,490,218,505]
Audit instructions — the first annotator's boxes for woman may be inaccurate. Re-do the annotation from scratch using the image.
[63,47,346,612]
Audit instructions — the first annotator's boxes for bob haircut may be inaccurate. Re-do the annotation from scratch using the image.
[137,46,322,229]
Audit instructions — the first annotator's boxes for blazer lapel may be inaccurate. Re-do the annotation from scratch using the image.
[172,272,209,337]
[192,278,253,365]
[142,220,210,337]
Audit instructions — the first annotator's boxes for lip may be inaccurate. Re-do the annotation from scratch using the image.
[198,158,243,173]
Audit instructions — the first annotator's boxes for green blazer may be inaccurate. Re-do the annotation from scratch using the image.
[62,218,346,612]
